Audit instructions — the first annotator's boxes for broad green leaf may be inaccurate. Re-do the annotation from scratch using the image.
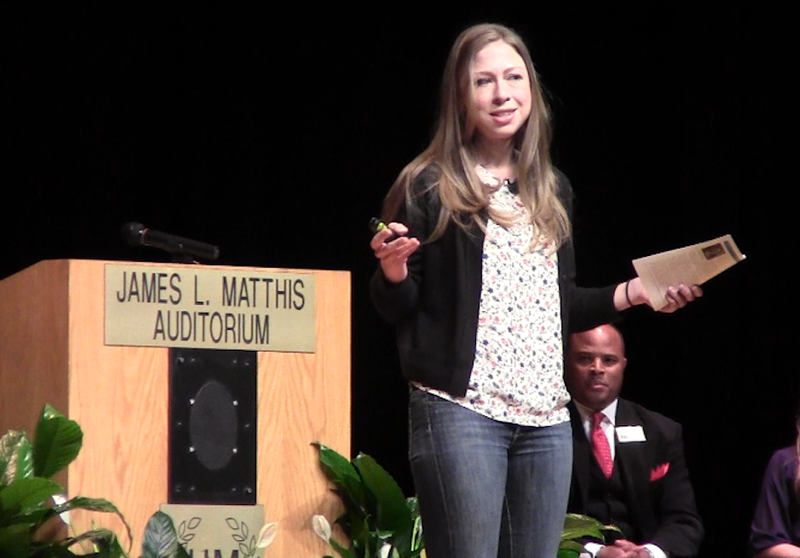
[353,453,413,539]
[339,473,370,516]
[0,431,34,486]
[142,511,186,558]
[336,507,370,550]
[560,524,604,541]
[0,477,63,518]
[561,513,606,541]
[0,406,132,558]
[314,443,423,557]
[564,512,604,527]
[0,523,31,557]
[314,443,363,495]
[33,405,83,479]
[314,442,368,519]
[39,404,63,422]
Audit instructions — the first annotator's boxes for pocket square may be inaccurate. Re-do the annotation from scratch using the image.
[650,462,670,481]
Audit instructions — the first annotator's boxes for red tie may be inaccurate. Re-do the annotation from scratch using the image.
[591,412,613,478]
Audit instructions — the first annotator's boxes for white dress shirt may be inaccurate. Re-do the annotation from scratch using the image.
[573,399,666,558]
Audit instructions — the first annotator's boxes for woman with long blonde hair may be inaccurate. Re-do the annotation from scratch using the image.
[370,23,701,558]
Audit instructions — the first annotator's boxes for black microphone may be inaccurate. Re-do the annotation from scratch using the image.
[121,222,220,262]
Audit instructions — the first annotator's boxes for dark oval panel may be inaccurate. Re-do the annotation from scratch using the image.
[189,381,237,471]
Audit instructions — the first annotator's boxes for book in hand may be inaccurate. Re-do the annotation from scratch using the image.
[632,234,745,310]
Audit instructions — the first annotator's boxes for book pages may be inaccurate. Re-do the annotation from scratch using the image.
[632,234,745,310]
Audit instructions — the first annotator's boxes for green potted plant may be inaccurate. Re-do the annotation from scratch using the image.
[311,442,424,558]
[558,513,622,558]
[0,404,131,556]
[0,402,269,558]
[311,442,620,558]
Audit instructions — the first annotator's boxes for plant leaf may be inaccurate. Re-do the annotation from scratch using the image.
[142,510,189,558]
[337,506,370,551]
[559,540,585,552]
[0,523,31,557]
[0,477,63,518]
[410,508,424,552]
[0,431,34,486]
[313,441,371,534]
[353,453,414,551]
[56,496,124,514]
[561,513,606,542]
[65,527,127,556]
[328,534,358,558]
[313,443,363,498]
[55,497,132,551]
[32,405,83,479]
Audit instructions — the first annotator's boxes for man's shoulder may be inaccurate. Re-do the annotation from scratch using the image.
[617,398,682,433]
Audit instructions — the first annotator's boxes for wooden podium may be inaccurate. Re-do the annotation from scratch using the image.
[0,259,350,555]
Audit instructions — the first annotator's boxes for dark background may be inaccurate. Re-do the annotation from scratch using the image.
[3,7,793,556]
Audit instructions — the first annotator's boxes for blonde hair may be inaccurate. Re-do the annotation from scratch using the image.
[382,23,571,248]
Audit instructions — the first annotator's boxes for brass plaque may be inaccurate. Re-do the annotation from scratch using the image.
[160,504,267,556]
[105,264,316,352]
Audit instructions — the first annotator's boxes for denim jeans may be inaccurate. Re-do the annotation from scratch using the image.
[408,388,572,558]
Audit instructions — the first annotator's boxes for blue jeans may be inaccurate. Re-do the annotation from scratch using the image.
[408,388,572,558]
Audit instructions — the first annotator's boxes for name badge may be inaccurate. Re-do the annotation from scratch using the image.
[615,425,646,443]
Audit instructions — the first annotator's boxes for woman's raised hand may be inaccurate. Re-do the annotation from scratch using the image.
[370,222,420,284]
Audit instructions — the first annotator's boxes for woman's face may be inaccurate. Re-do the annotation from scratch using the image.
[466,40,532,149]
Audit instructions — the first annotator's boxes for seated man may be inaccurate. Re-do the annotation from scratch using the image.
[565,324,704,558]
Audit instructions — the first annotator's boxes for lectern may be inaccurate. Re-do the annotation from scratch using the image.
[0,259,350,555]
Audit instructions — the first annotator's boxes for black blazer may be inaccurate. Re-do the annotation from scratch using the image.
[568,399,704,557]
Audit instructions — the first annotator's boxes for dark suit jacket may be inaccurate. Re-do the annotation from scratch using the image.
[567,399,704,557]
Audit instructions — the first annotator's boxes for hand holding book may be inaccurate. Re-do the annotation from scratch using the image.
[631,234,745,311]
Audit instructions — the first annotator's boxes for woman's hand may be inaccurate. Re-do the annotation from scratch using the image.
[658,282,703,313]
[618,277,703,313]
[370,222,420,284]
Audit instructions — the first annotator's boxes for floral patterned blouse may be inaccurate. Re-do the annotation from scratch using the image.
[415,168,570,427]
